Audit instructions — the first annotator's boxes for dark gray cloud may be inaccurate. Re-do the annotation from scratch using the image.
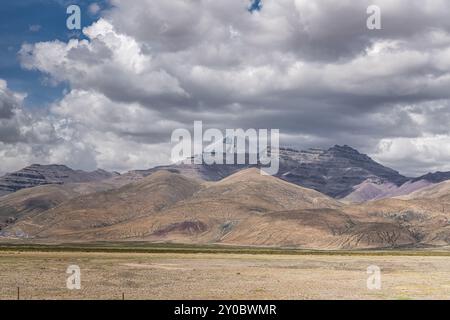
[0,81,19,119]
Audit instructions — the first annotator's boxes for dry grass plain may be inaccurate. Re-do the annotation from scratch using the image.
[1,250,450,300]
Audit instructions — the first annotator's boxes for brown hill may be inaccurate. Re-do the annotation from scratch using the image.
[399,180,450,200]
[2,169,449,250]
[5,168,341,243]
[0,173,147,228]
[32,169,416,249]
[342,179,434,203]
[3,171,202,239]
[340,196,450,247]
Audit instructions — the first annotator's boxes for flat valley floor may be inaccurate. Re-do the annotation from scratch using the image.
[0,251,449,300]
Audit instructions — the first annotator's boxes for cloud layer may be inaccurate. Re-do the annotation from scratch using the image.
[1,0,450,176]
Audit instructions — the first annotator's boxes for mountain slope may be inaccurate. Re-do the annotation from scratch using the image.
[2,171,202,239]
[3,146,449,203]
[143,145,409,199]
[412,172,450,184]
[146,146,450,201]
[341,195,450,247]
[344,171,450,203]
[2,150,450,249]
[399,180,450,200]
[342,178,434,203]
[3,168,341,241]
[0,173,144,229]
[2,168,447,249]
[277,145,408,198]
[15,168,419,249]
[0,164,118,196]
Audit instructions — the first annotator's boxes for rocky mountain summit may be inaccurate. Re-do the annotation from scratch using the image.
[143,145,409,198]
[0,164,118,197]
[276,145,408,198]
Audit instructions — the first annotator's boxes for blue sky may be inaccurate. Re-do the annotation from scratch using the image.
[0,0,109,109]
[248,0,263,13]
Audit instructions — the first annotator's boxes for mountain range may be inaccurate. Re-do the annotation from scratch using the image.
[0,164,119,197]
[125,145,447,200]
[0,145,449,250]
